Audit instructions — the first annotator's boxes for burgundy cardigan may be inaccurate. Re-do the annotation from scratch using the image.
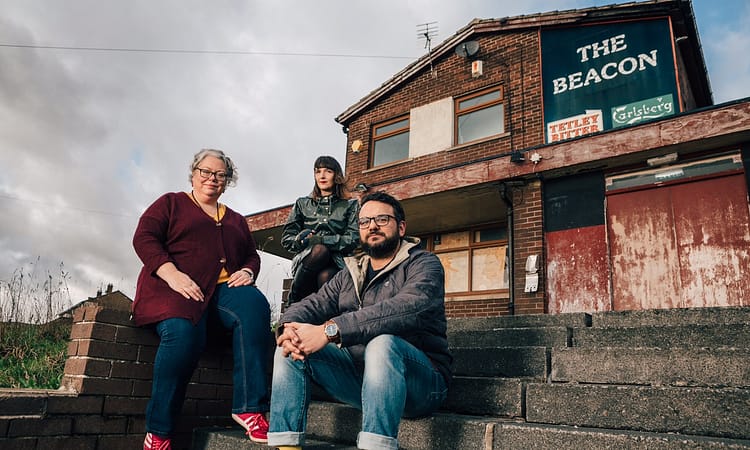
[132,192,261,326]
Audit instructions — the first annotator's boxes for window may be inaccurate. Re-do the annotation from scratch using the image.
[455,87,505,145]
[372,116,409,167]
[422,225,509,294]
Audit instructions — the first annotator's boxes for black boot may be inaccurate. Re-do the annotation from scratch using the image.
[286,265,316,307]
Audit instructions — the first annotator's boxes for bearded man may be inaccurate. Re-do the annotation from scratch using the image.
[268,191,452,450]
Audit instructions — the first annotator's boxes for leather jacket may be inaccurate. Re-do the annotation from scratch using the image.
[281,195,360,272]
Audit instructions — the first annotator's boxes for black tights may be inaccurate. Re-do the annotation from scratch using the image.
[289,244,339,303]
[303,244,339,288]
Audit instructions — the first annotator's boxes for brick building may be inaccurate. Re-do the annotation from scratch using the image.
[247,0,750,317]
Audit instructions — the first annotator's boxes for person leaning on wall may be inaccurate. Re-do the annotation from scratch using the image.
[132,148,271,450]
[281,155,360,306]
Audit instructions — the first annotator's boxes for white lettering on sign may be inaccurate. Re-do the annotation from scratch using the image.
[553,50,658,95]
[611,94,675,128]
[575,34,628,62]
[547,110,603,143]
[552,31,659,95]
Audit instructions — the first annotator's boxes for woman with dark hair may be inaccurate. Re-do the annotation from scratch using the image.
[281,156,359,305]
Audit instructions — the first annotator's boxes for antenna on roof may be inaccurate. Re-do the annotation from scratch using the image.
[417,22,438,78]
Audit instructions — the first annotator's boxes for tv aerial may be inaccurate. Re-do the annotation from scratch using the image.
[455,40,480,59]
[417,22,438,77]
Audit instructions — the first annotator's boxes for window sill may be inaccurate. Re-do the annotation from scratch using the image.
[363,157,414,174]
[450,132,510,152]
[445,290,510,302]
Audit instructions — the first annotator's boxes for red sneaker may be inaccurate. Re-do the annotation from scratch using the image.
[143,432,172,450]
[232,412,269,443]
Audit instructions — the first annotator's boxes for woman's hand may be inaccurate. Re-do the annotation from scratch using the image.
[296,229,314,248]
[228,268,255,287]
[156,262,204,302]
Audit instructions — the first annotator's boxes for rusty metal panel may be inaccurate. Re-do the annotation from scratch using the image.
[607,187,682,310]
[546,226,611,313]
[607,173,750,310]
[671,174,750,307]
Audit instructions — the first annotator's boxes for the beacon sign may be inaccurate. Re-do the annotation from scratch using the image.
[541,19,679,143]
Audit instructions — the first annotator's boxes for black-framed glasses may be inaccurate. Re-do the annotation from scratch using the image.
[358,214,396,228]
[195,167,228,182]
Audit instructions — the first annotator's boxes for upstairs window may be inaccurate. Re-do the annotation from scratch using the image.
[455,87,505,145]
[372,116,409,167]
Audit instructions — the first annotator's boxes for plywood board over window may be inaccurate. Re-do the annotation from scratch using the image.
[426,225,508,296]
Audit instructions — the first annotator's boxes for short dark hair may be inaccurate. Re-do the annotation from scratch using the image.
[360,191,405,223]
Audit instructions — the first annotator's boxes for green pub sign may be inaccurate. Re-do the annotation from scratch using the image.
[541,18,680,143]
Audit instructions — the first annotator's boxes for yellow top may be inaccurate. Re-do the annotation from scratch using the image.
[187,192,230,284]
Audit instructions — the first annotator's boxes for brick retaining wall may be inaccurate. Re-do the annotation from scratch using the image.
[0,301,241,450]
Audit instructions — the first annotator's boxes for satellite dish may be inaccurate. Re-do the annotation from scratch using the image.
[455,41,480,58]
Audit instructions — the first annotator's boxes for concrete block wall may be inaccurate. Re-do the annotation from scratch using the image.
[0,301,236,450]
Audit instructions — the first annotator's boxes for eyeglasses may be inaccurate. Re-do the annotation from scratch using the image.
[358,214,396,228]
[195,168,228,182]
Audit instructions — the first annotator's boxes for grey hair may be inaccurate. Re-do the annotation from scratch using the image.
[189,148,238,187]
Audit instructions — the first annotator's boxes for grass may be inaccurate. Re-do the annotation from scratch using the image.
[0,318,70,389]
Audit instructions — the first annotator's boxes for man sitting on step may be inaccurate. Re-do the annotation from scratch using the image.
[268,191,453,450]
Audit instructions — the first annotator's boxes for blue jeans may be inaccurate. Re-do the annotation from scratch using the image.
[268,334,448,450]
[146,283,271,436]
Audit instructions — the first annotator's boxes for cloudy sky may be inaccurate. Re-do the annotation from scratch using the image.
[1,0,748,315]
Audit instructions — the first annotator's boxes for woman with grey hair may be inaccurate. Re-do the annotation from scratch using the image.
[133,148,270,449]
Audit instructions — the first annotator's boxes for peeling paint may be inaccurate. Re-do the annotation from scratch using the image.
[607,173,750,310]
[547,226,611,313]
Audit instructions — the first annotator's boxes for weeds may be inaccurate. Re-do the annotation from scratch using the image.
[0,319,70,389]
[0,258,74,389]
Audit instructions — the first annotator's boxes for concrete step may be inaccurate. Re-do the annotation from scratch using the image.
[192,428,358,449]
[449,326,570,348]
[490,422,750,449]
[448,312,591,332]
[451,346,549,378]
[526,383,750,440]
[551,347,750,387]
[572,323,750,349]
[193,403,750,450]
[590,306,750,328]
[445,376,524,417]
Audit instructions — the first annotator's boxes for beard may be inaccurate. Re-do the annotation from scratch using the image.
[362,232,401,259]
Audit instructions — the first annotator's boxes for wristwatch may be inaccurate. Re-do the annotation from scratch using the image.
[324,320,340,344]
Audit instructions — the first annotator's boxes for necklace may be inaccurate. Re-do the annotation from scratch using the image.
[191,190,220,223]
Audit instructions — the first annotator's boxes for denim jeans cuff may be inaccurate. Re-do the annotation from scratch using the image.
[267,431,305,447]
[357,431,398,450]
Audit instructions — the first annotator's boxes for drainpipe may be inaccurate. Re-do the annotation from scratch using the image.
[499,181,525,315]
[498,182,515,315]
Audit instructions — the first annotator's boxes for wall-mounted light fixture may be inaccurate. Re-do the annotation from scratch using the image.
[510,150,525,164]
[354,183,369,193]
[351,139,363,154]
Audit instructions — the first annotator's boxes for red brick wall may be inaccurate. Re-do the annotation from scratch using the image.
[512,180,545,314]
[0,302,241,450]
[343,30,544,190]
[446,298,511,318]
[338,29,547,317]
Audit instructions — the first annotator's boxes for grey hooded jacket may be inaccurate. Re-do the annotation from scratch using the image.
[279,237,453,386]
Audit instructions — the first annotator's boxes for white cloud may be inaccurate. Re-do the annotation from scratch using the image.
[0,0,746,315]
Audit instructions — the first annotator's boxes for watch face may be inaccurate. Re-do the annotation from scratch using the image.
[325,323,338,336]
